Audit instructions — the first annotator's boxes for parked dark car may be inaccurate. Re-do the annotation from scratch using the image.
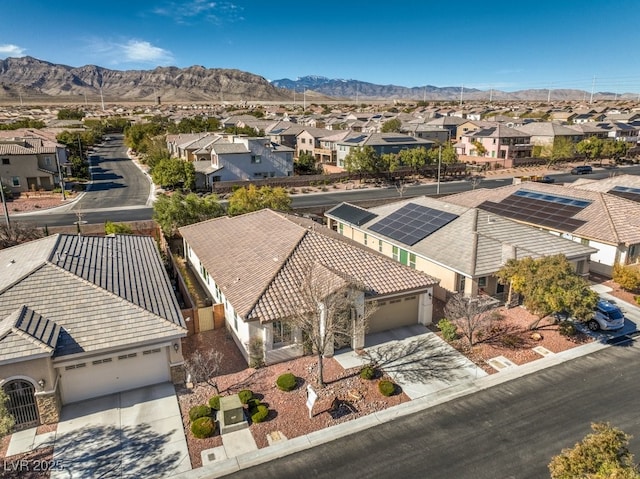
[571,165,593,175]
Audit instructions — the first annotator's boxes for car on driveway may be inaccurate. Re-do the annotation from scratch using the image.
[587,299,625,331]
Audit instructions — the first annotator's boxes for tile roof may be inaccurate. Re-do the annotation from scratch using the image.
[0,306,61,361]
[211,143,250,154]
[179,210,438,323]
[516,122,584,137]
[0,234,186,361]
[442,182,640,246]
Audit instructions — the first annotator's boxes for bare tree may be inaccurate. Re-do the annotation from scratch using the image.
[444,293,494,348]
[286,264,376,387]
[183,350,224,393]
[394,179,408,198]
[0,222,45,250]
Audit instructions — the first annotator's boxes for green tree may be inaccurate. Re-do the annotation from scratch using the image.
[497,255,598,329]
[550,136,576,163]
[602,139,629,162]
[151,158,195,190]
[576,137,604,162]
[57,108,85,120]
[381,152,401,176]
[295,152,322,175]
[472,140,487,157]
[0,389,14,437]
[343,146,384,176]
[227,185,292,216]
[153,192,225,237]
[381,118,402,133]
[104,221,134,235]
[549,422,640,479]
[399,147,429,175]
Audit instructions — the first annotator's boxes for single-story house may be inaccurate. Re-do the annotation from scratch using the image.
[0,234,187,429]
[441,182,640,276]
[179,210,439,366]
[325,197,596,301]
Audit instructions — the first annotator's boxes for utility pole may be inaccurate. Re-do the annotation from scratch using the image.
[459,85,464,107]
[590,76,596,104]
[437,144,442,195]
[55,148,66,200]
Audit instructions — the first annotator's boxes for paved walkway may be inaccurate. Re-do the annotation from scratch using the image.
[334,325,486,399]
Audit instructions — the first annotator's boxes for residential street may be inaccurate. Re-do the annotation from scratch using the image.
[224,340,640,479]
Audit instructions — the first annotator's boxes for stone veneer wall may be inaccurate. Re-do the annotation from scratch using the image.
[170,365,186,385]
[35,389,61,424]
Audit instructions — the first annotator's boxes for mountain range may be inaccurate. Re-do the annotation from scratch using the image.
[0,56,636,103]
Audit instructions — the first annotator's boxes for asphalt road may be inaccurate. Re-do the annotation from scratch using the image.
[72,135,150,211]
[226,340,640,479]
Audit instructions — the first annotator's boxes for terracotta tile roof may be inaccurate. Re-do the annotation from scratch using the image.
[442,182,640,246]
[179,210,438,323]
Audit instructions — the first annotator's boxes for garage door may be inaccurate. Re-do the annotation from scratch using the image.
[368,295,419,333]
[59,347,170,404]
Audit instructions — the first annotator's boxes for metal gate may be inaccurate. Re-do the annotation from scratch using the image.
[3,380,38,430]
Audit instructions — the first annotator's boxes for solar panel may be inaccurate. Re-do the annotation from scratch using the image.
[369,203,458,246]
[608,186,640,204]
[479,194,588,232]
[329,204,378,226]
[514,189,592,209]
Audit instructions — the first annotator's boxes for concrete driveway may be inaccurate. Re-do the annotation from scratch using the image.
[52,382,190,479]
[334,325,487,399]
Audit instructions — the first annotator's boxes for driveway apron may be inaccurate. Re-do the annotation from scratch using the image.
[52,382,190,479]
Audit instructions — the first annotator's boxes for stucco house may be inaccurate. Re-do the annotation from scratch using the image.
[179,210,438,366]
[455,124,533,167]
[442,182,640,277]
[325,197,596,302]
[192,136,294,187]
[335,132,434,169]
[0,234,187,429]
[0,135,69,194]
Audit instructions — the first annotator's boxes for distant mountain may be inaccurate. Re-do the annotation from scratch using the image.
[271,75,636,102]
[0,56,292,102]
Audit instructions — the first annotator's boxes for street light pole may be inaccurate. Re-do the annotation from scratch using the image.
[437,144,442,195]
[55,148,66,200]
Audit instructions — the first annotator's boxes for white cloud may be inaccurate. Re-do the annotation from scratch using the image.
[84,38,174,66]
[121,40,173,64]
[153,1,244,25]
[0,44,26,57]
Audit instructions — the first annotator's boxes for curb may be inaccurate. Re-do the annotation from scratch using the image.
[171,337,620,479]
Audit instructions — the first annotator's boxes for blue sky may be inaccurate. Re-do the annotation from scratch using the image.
[1,0,639,93]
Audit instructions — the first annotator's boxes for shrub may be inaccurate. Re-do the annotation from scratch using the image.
[208,396,221,410]
[250,404,269,423]
[246,398,261,410]
[189,404,212,422]
[636,296,640,306]
[248,337,265,368]
[437,318,458,341]
[613,263,640,292]
[190,416,215,439]
[378,379,396,397]
[558,321,577,337]
[360,365,377,380]
[238,390,253,404]
[276,372,297,391]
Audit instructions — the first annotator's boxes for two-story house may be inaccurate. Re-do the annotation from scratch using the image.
[455,124,533,167]
[335,133,434,169]
[0,136,69,194]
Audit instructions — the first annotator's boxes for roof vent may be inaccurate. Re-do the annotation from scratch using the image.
[488,216,496,224]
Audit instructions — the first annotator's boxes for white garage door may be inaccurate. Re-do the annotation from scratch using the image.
[59,347,170,404]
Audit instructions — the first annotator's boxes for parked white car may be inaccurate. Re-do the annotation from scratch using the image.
[587,299,625,331]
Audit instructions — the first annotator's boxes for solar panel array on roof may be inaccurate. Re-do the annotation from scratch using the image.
[329,204,378,226]
[513,189,592,208]
[369,203,458,246]
[478,190,592,232]
[608,186,640,203]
